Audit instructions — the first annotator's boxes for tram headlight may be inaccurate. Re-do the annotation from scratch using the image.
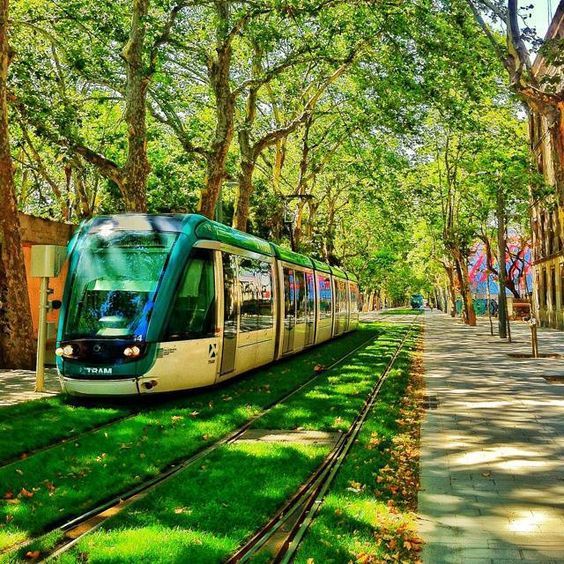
[123,345,141,358]
[56,344,77,358]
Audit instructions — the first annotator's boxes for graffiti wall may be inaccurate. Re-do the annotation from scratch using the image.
[468,236,533,299]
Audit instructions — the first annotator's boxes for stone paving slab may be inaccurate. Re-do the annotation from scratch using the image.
[418,311,564,563]
[0,368,60,406]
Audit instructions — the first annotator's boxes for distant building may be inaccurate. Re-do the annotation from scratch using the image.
[529,1,564,329]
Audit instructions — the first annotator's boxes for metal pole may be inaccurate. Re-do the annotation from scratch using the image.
[35,276,49,392]
[486,274,494,336]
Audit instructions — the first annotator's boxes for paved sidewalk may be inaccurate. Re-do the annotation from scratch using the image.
[0,368,60,407]
[418,311,564,563]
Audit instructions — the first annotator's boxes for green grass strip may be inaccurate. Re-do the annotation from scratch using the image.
[0,327,380,553]
[34,323,412,564]
[379,308,423,315]
[65,443,329,564]
[0,399,130,464]
[292,331,420,563]
[255,326,408,434]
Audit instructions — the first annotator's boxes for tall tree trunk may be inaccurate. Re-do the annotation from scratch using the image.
[496,187,509,338]
[292,115,312,249]
[122,0,150,212]
[233,157,254,232]
[199,1,235,219]
[0,0,35,368]
[453,252,476,326]
[443,263,457,317]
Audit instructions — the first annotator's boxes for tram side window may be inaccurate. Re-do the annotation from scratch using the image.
[295,270,306,323]
[257,261,274,329]
[284,268,296,324]
[164,249,215,340]
[350,283,359,313]
[239,258,259,332]
[305,271,315,319]
[318,275,332,319]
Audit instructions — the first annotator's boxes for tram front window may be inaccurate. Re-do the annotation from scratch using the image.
[63,230,178,339]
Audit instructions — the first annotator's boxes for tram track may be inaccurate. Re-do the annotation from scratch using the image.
[2,331,383,562]
[227,318,419,563]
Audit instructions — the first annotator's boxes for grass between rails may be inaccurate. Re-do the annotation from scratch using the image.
[0,399,130,464]
[293,329,425,563]
[254,326,408,433]
[0,326,380,556]
[64,443,329,564]
[379,309,424,316]
[51,323,412,563]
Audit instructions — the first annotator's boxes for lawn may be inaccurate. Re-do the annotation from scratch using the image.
[0,326,381,556]
[379,308,424,315]
[47,323,414,563]
[293,329,424,563]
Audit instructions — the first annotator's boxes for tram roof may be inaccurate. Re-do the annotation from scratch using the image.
[330,265,348,280]
[271,244,313,268]
[82,215,358,282]
[311,258,332,273]
[195,217,274,256]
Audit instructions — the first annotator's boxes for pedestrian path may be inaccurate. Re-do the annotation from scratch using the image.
[0,368,59,406]
[418,311,564,563]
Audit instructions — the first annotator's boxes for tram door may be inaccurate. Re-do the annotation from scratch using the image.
[305,270,316,346]
[220,253,238,375]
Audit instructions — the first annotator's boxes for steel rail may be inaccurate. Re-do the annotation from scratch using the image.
[3,332,380,563]
[227,317,420,563]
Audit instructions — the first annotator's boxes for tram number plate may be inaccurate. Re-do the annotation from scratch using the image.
[157,346,176,358]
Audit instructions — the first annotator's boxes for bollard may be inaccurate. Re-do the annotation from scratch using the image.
[35,279,52,392]
[527,317,539,358]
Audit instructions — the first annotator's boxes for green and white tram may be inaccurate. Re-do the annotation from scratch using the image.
[55,214,360,396]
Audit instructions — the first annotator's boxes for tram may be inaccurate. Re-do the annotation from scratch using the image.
[55,214,360,396]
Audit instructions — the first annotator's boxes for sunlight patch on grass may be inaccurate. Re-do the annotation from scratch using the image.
[68,442,328,563]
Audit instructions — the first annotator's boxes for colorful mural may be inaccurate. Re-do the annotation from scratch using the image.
[468,236,533,298]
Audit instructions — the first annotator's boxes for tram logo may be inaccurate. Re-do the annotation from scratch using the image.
[81,367,113,375]
[208,343,217,361]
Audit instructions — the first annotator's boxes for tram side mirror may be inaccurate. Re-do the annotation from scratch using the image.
[50,299,62,311]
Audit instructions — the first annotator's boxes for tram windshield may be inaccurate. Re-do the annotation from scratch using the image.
[63,230,178,339]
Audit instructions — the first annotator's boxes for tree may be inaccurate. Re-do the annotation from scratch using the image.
[0,0,35,368]
[11,0,188,211]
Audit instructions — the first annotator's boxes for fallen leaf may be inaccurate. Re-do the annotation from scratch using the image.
[3,491,14,499]
[20,488,34,498]
[15,469,23,476]
[44,481,56,493]
[24,551,41,560]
